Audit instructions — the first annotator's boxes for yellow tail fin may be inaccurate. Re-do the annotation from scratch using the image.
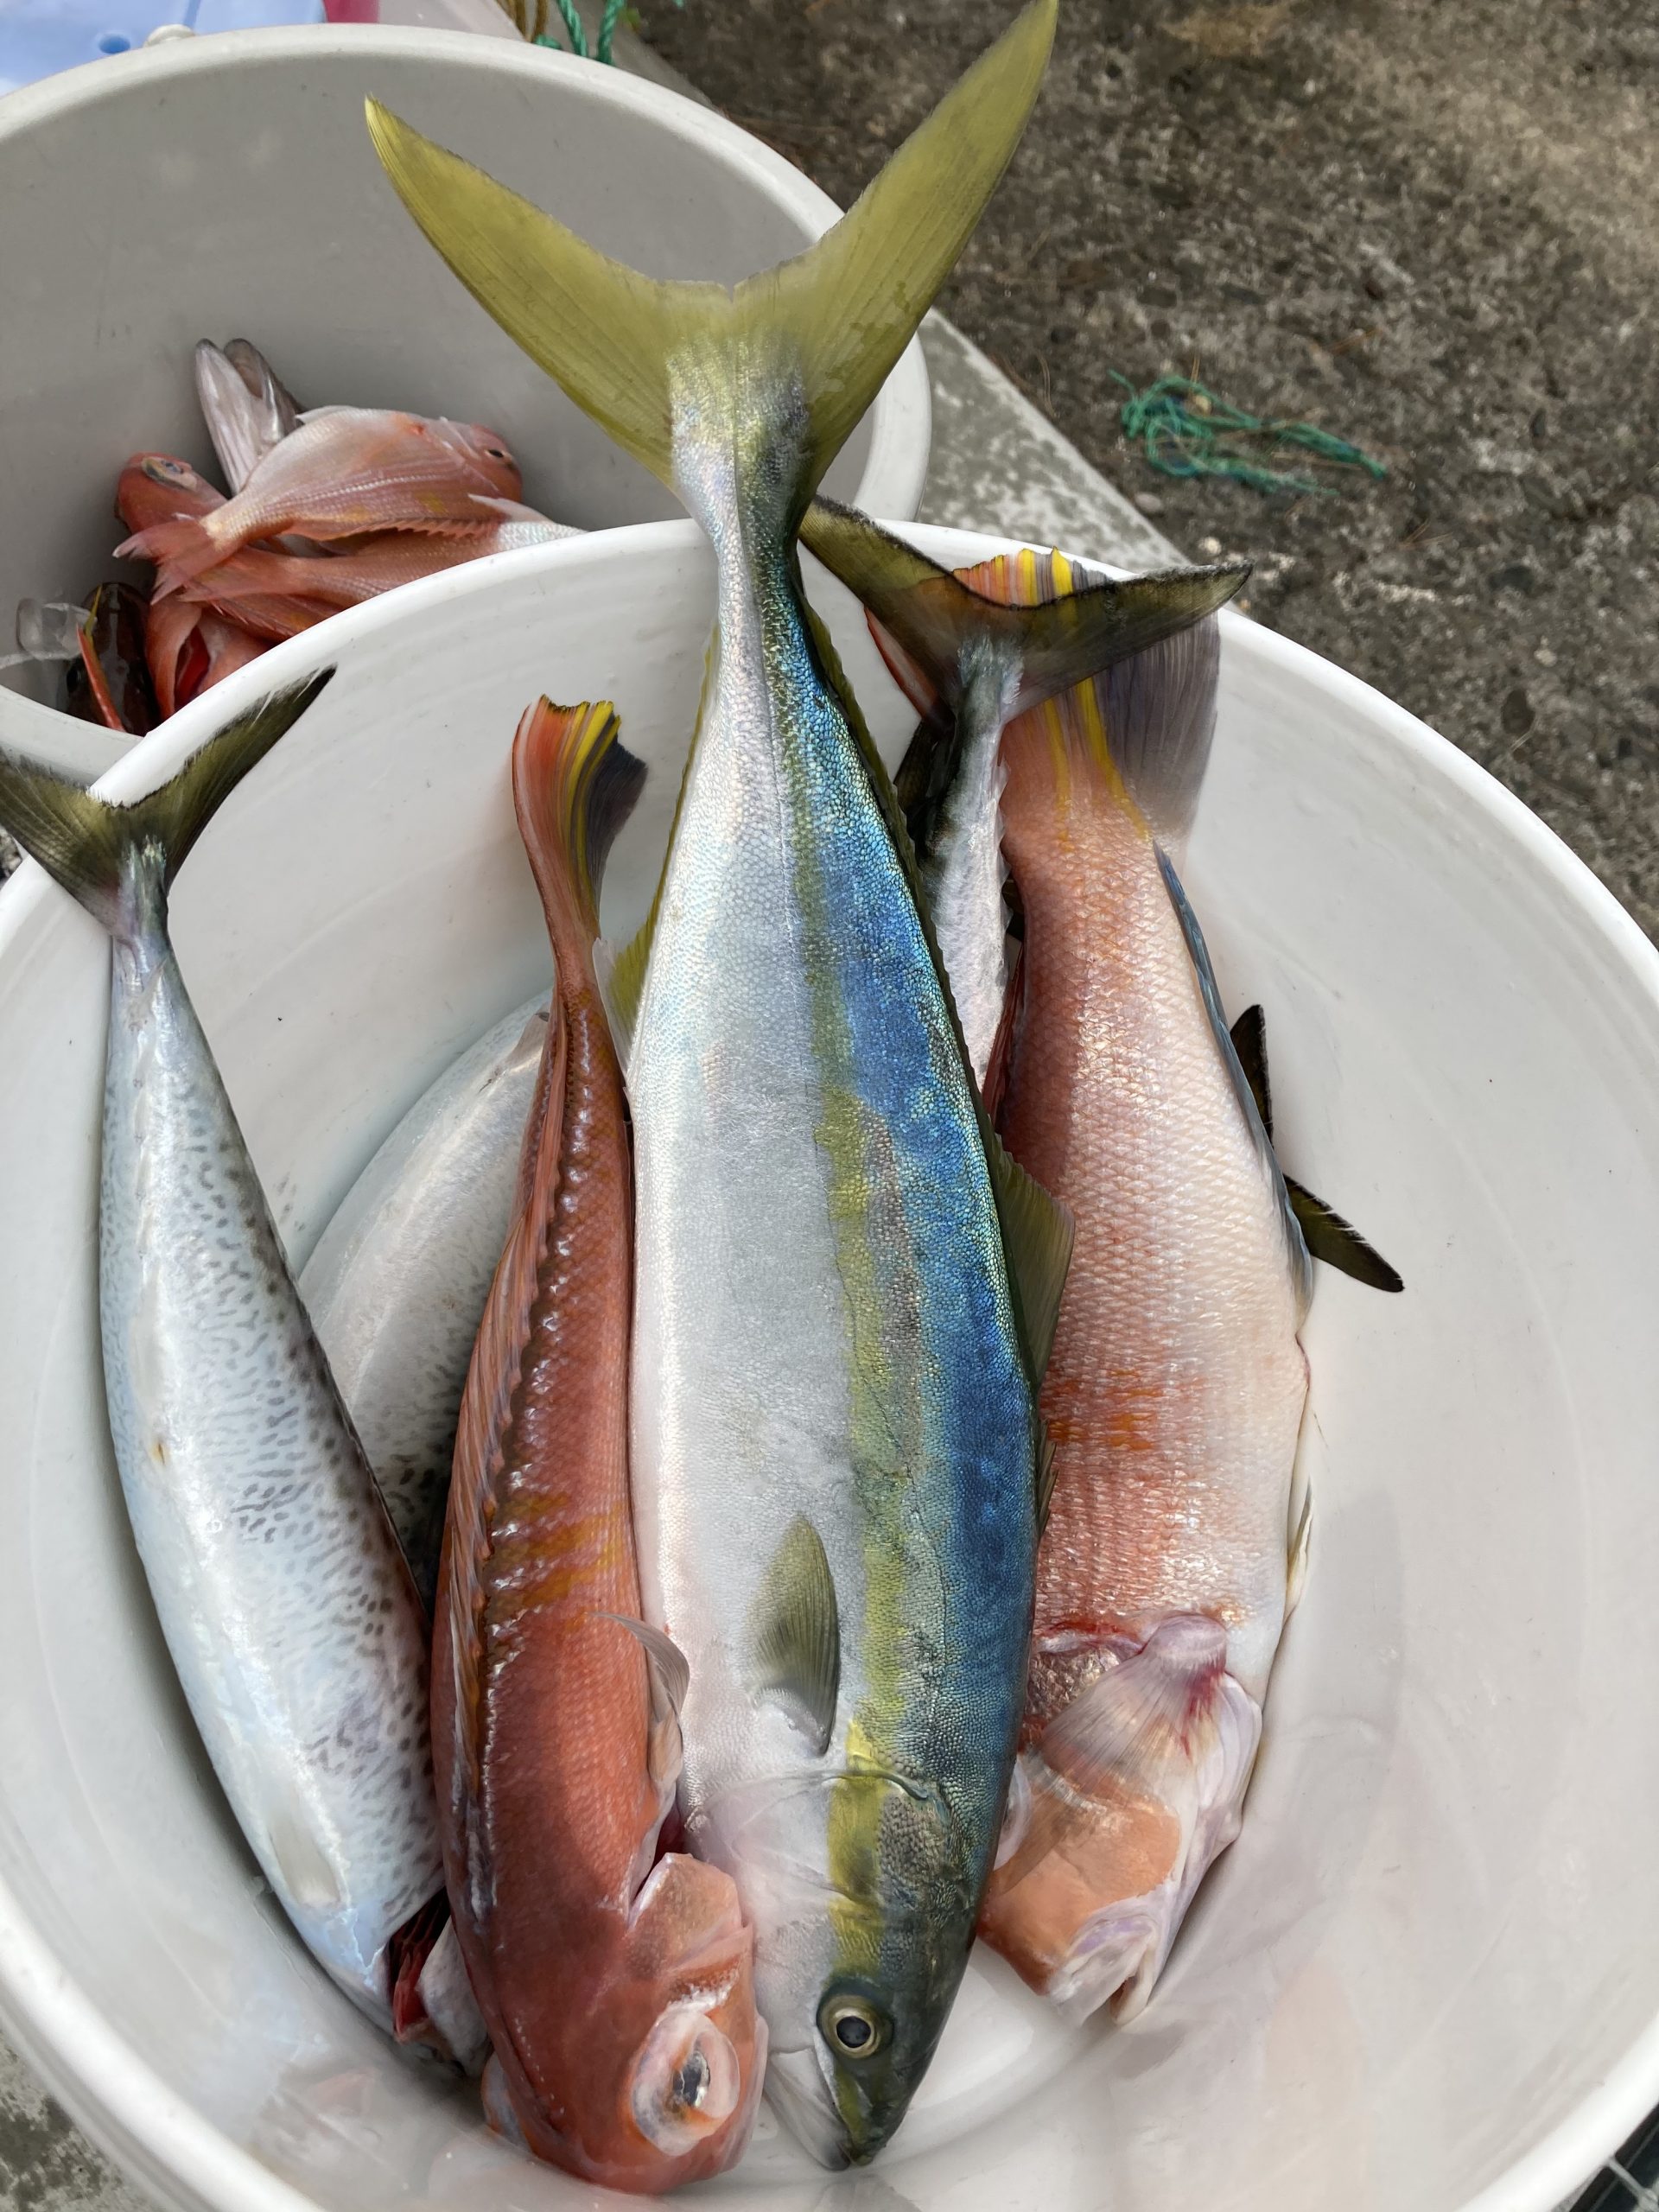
[365,0,1055,512]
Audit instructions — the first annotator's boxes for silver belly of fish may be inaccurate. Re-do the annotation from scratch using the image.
[99,930,441,2018]
[299,995,547,1605]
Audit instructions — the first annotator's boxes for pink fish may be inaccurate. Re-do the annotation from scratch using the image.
[175,506,578,614]
[116,410,523,587]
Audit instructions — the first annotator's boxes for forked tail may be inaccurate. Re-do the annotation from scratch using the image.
[804,498,1248,729]
[0,673,332,936]
[365,0,1057,524]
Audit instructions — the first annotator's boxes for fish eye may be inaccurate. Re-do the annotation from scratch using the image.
[484,444,510,461]
[817,1987,890,2061]
[143,457,189,483]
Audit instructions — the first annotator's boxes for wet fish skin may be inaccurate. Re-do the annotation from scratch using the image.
[367,3,1064,2160]
[439,699,762,2190]
[116,409,524,587]
[298,994,548,1607]
[0,681,448,2028]
[909,550,1306,2021]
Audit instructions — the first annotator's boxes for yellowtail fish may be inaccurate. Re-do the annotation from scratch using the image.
[368,0,1071,2165]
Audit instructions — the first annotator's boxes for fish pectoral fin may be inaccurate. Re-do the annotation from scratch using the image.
[1039,1615,1235,1805]
[1284,1176,1404,1293]
[987,1134,1074,1395]
[600,1612,691,1797]
[747,1515,841,1757]
[984,1618,1263,2020]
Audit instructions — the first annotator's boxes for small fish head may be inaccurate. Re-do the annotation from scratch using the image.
[499,1852,764,2192]
[430,419,523,499]
[118,453,219,530]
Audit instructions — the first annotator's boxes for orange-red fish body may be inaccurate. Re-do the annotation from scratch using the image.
[958,551,1309,2022]
[437,701,762,2193]
[117,410,523,588]
[118,458,296,709]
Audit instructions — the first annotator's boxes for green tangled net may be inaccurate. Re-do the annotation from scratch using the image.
[495,0,676,66]
[1113,373,1388,497]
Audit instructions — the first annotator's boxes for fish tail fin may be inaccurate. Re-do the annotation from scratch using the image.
[982,1615,1262,2022]
[511,697,646,949]
[114,512,228,587]
[365,0,1055,511]
[804,499,1249,724]
[0,672,331,935]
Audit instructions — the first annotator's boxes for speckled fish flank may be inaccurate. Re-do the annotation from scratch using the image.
[0,681,453,2035]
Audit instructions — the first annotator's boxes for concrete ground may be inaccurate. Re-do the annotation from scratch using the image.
[642,0,1659,931]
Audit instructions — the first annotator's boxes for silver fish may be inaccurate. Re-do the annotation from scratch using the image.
[0,679,446,2030]
[298,994,546,1606]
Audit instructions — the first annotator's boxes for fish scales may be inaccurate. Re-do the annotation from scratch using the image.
[628,365,1035,2158]
[997,696,1306,1703]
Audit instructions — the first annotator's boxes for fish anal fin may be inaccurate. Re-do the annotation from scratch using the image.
[747,1515,840,1756]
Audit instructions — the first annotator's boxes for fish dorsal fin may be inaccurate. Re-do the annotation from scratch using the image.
[601,1613,691,1799]
[804,500,1246,746]
[1229,1003,1274,1139]
[1230,1004,1403,1294]
[748,1516,841,1756]
[365,0,1054,516]
[1156,847,1312,1313]
[1285,1177,1404,1294]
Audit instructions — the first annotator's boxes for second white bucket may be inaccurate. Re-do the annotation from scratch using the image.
[0,23,931,747]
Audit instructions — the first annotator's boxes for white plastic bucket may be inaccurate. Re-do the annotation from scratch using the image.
[0,524,1655,2212]
[0,27,930,747]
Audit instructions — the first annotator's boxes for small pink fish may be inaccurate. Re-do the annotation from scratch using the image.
[118,455,328,706]
[117,410,523,587]
[175,507,578,613]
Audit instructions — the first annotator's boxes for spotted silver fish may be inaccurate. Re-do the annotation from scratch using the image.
[0,682,454,2035]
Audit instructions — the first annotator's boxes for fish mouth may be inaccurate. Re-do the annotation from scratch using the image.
[765,2045,852,2170]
